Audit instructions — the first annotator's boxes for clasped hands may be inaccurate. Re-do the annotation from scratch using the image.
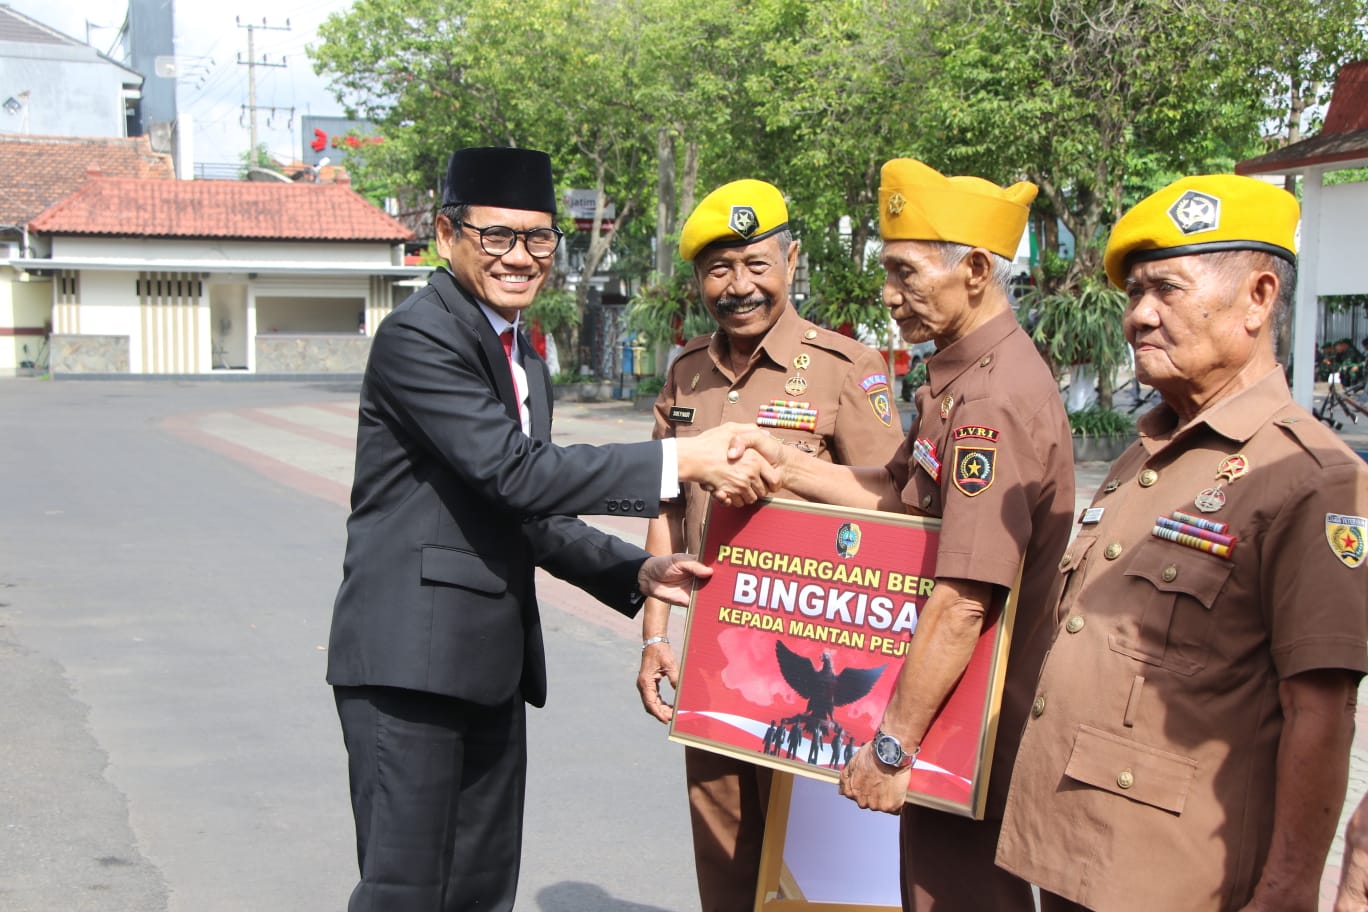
[674,423,790,508]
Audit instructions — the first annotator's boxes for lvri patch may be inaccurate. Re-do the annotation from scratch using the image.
[952,445,995,496]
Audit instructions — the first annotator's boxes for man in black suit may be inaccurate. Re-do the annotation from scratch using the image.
[328,146,775,912]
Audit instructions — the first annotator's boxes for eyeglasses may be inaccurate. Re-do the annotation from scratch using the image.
[457,220,563,259]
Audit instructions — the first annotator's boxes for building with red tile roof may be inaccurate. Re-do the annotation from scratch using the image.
[7,172,430,376]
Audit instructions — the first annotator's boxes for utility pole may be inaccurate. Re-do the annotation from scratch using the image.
[236,17,291,164]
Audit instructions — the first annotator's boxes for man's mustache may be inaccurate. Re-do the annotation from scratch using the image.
[715,294,771,315]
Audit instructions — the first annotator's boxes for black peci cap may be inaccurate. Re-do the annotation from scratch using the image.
[441,147,557,215]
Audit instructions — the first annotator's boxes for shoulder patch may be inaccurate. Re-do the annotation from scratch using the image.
[951,444,996,496]
[953,425,1001,443]
[860,373,893,427]
[1326,514,1366,569]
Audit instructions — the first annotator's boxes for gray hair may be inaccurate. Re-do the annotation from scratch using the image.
[692,228,796,272]
[1206,249,1297,330]
[932,242,1015,298]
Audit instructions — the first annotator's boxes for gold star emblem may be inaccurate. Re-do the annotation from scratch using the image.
[887,192,906,216]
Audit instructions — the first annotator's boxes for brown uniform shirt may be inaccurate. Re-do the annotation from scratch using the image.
[887,308,1075,820]
[653,304,905,549]
[996,367,1368,911]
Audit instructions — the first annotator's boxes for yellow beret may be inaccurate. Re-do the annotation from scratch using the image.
[679,179,790,262]
[1103,174,1299,288]
[878,159,1037,259]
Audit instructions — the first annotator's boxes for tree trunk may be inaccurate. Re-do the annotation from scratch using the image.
[681,142,700,225]
[655,128,676,281]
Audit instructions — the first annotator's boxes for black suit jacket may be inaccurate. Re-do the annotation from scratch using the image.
[327,268,663,707]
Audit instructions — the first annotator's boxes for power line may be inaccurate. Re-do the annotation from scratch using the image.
[236,16,293,156]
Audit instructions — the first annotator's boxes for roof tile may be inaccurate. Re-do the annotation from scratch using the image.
[0,134,175,226]
[28,177,414,242]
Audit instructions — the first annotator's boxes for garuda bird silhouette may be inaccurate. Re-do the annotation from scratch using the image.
[774,640,886,727]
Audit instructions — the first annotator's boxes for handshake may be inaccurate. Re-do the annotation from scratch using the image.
[675,423,790,508]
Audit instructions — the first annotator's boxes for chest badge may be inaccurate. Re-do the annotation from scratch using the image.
[785,354,810,397]
[913,437,941,482]
[939,394,954,420]
[1194,451,1249,514]
[668,406,696,425]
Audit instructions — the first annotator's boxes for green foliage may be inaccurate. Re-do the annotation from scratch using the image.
[804,240,888,343]
[526,286,580,335]
[1321,294,1368,313]
[1025,274,1129,380]
[627,271,712,347]
[307,0,1368,327]
[635,374,664,397]
[237,143,276,178]
[1067,406,1135,437]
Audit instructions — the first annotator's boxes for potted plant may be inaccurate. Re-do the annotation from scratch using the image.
[1067,405,1137,462]
[633,374,664,412]
[1024,272,1130,412]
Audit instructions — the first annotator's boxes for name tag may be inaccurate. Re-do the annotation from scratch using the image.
[668,406,696,424]
[1079,506,1105,525]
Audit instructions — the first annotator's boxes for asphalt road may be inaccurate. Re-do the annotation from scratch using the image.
[0,379,696,912]
[2,378,1365,911]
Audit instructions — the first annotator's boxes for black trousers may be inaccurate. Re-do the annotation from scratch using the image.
[335,685,527,912]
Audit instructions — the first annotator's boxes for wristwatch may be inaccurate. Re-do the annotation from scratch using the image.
[873,730,917,769]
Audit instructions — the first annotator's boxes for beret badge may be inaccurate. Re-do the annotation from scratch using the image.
[728,205,760,238]
[1167,190,1221,235]
[886,192,907,216]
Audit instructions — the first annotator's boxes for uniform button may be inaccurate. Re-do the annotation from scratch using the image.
[1031,695,1046,718]
[633,500,645,512]
[921,494,933,509]
[1104,479,1120,493]
[1161,565,1178,583]
[1058,555,1071,571]
[1117,769,1135,789]
[980,355,992,367]
[727,391,740,403]
[1139,468,1159,487]
[1065,615,1085,634]
[804,329,817,340]
[1104,542,1123,560]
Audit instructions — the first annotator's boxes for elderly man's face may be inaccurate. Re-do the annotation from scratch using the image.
[1123,255,1262,398]
[436,205,555,321]
[881,240,973,348]
[695,236,797,345]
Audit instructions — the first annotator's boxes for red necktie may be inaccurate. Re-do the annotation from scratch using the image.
[499,328,521,407]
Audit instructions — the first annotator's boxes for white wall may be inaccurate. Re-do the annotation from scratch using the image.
[53,236,399,266]
[0,42,135,137]
[1317,182,1368,296]
[256,296,364,334]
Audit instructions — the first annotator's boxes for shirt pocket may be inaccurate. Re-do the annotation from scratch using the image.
[901,458,943,516]
[1111,537,1233,675]
[1064,723,1198,815]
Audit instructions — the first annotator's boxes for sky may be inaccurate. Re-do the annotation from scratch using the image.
[9,0,357,166]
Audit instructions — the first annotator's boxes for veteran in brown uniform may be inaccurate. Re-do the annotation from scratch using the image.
[635,178,906,912]
[733,158,1075,911]
[996,174,1368,912]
